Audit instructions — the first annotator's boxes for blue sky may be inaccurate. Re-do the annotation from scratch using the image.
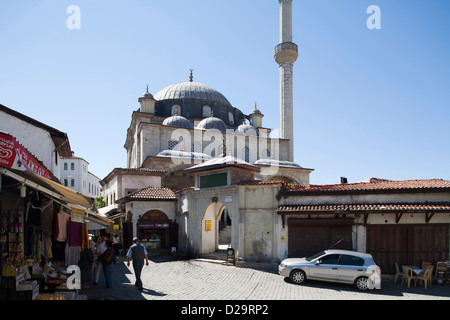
[0,0,449,185]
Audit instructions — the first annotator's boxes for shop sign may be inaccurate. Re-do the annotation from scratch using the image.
[139,223,169,229]
[0,132,51,180]
[71,209,85,223]
[205,220,211,231]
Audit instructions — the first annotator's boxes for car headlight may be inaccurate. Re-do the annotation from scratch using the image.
[279,263,287,268]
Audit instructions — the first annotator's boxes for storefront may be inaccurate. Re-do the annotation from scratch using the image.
[0,145,112,300]
[137,210,178,255]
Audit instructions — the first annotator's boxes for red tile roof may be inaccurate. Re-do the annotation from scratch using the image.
[116,187,176,203]
[285,179,450,194]
[277,202,450,213]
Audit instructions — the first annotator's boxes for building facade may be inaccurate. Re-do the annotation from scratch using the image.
[0,104,72,180]
[60,156,102,198]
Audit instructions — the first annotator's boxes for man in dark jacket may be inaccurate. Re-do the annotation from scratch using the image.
[126,237,149,290]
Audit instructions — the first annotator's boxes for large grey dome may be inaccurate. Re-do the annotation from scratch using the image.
[154,82,231,106]
[162,115,193,129]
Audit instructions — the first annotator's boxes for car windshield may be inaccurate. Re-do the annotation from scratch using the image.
[305,251,325,261]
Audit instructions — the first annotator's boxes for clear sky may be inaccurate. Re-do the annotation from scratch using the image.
[0,0,449,185]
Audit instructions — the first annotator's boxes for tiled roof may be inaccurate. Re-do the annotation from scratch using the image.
[101,167,167,185]
[117,187,176,203]
[234,180,283,186]
[285,179,450,194]
[277,202,450,213]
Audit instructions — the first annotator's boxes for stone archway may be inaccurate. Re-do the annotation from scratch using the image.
[201,202,228,254]
[141,210,170,221]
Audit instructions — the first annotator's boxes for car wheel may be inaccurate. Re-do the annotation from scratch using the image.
[354,276,370,291]
[289,269,306,284]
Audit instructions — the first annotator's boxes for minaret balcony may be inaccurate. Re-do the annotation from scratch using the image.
[274,42,298,65]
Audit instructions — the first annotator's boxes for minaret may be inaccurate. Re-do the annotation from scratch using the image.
[274,0,298,162]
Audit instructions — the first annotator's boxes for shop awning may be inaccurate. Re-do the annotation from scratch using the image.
[1,167,92,210]
[1,167,113,229]
[86,212,113,230]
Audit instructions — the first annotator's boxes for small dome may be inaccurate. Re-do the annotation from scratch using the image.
[139,86,154,100]
[235,124,258,136]
[140,91,154,100]
[196,116,227,133]
[162,115,193,129]
[250,107,262,115]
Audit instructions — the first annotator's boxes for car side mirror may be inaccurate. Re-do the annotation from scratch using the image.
[314,260,320,265]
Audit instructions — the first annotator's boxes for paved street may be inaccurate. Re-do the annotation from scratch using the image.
[79,256,450,301]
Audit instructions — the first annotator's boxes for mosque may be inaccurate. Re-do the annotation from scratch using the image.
[102,0,450,271]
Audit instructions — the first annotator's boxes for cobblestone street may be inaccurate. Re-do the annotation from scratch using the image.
[79,257,450,301]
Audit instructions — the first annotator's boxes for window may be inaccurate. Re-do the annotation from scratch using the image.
[261,148,271,159]
[168,140,178,150]
[70,179,75,187]
[63,179,68,186]
[192,143,202,153]
[203,106,211,117]
[200,172,228,188]
[228,112,234,125]
[338,255,365,266]
[318,254,340,265]
[64,163,68,170]
[71,163,75,170]
[241,146,250,162]
[171,105,181,116]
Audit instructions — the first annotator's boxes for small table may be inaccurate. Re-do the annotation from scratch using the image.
[408,265,423,275]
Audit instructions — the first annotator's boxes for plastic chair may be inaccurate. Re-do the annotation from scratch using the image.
[394,263,404,283]
[415,266,434,289]
[402,266,417,288]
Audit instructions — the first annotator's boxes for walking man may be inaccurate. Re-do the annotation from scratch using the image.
[126,237,149,290]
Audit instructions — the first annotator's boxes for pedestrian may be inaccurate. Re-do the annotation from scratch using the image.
[94,235,107,285]
[99,239,114,288]
[126,237,149,290]
[113,234,121,256]
[78,242,94,288]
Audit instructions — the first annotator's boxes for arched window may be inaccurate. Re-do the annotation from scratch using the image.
[171,105,181,116]
[203,106,211,117]
[262,148,271,159]
[168,140,178,150]
[242,146,250,163]
[228,112,234,125]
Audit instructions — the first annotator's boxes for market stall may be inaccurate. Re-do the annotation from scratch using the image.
[0,167,112,300]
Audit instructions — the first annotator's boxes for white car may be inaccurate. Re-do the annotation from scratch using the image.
[279,249,381,290]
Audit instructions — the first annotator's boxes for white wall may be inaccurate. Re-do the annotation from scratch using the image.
[0,111,62,179]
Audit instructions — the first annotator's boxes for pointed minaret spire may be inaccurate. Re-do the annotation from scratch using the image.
[275,0,298,162]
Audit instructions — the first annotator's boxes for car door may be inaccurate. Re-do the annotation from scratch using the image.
[309,254,340,281]
[336,254,366,283]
